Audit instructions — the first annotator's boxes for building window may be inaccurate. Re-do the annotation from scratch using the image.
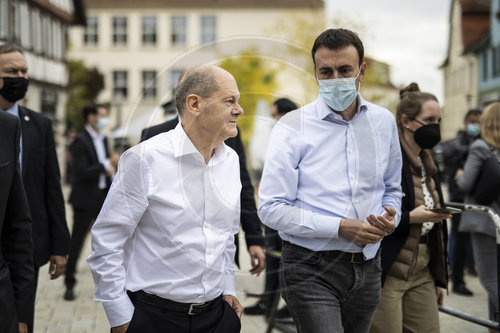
[170,69,182,90]
[142,16,157,46]
[201,16,216,44]
[495,45,500,78]
[113,71,128,99]
[171,16,186,46]
[84,16,99,46]
[0,0,7,39]
[42,15,53,57]
[112,16,127,46]
[41,89,58,120]
[20,2,31,49]
[142,70,157,99]
[33,9,43,54]
[12,1,21,44]
[483,51,489,81]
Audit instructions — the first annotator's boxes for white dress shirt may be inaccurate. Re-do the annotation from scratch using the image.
[258,95,403,259]
[87,123,241,327]
[85,125,110,189]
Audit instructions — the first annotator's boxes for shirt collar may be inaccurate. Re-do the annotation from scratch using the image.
[85,124,104,141]
[172,121,230,164]
[315,94,369,121]
[3,102,19,117]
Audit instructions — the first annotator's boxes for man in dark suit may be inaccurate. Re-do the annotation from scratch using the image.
[141,105,265,275]
[0,43,71,332]
[64,103,115,300]
[0,110,34,333]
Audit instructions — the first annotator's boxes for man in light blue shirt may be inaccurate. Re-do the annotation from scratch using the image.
[258,28,403,333]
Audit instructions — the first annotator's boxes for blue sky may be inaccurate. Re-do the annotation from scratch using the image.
[326,0,451,102]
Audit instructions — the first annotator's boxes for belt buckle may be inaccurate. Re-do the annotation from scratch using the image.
[188,302,208,315]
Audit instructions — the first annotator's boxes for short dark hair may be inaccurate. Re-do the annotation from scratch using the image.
[0,43,24,55]
[273,98,297,116]
[311,29,364,66]
[82,103,105,122]
[464,108,481,121]
[175,67,219,116]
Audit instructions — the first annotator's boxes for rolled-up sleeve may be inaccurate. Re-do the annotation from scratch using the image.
[87,149,149,327]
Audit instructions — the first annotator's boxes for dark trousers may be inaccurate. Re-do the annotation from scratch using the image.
[280,242,381,333]
[65,192,105,289]
[125,292,241,333]
[26,266,39,332]
[451,213,473,286]
[264,226,282,307]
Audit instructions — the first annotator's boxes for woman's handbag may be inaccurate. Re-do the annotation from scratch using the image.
[473,150,500,205]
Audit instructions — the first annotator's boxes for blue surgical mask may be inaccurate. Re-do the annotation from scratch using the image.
[318,69,361,111]
[466,123,481,137]
[97,117,109,130]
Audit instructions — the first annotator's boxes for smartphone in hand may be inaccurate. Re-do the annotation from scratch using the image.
[429,207,462,214]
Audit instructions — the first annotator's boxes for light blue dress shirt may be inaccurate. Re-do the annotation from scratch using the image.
[258,95,403,259]
[5,103,22,171]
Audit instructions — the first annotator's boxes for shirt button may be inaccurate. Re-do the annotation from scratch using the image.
[355,200,359,204]
[351,175,354,180]
[207,250,212,255]
[349,149,352,153]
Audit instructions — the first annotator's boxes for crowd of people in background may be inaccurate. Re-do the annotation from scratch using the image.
[1,26,500,333]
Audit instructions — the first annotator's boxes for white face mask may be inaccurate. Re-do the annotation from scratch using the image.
[97,117,109,130]
[317,68,361,111]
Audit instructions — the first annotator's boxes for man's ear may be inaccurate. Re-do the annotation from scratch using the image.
[359,61,367,83]
[185,94,202,117]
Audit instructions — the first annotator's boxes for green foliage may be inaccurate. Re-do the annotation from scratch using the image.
[219,50,279,146]
[65,60,104,132]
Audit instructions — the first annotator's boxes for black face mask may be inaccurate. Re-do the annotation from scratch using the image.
[413,122,441,149]
[0,77,29,103]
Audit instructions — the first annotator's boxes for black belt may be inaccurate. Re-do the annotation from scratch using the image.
[129,290,221,315]
[283,241,377,264]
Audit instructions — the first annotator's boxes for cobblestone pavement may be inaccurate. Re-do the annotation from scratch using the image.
[34,234,491,333]
[33,192,493,332]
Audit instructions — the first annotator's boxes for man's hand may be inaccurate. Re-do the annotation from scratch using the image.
[338,219,385,244]
[366,206,397,235]
[49,255,67,279]
[18,322,27,333]
[409,205,451,224]
[112,322,130,333]
[436,287,444,307]
[223,295,243,318]
[248,245,265,276]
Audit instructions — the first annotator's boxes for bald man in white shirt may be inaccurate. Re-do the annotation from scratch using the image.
[88,66,244,333]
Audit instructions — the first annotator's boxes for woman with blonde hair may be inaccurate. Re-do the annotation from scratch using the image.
[370,83,449,333]
[456,101,500,323]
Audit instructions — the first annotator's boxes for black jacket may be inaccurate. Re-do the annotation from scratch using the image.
[442,131,473,202]
[0,111,34,329]
[69,128,111,210]
[141,118,265,264]
[380,148,448,288]
[19,106,70,267]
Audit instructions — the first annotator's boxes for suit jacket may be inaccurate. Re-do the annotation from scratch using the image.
[141,118,265,264]
[18,106,70,267]
[380,147,448,288]
[0,111,34,329]
[69,128,110,210]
